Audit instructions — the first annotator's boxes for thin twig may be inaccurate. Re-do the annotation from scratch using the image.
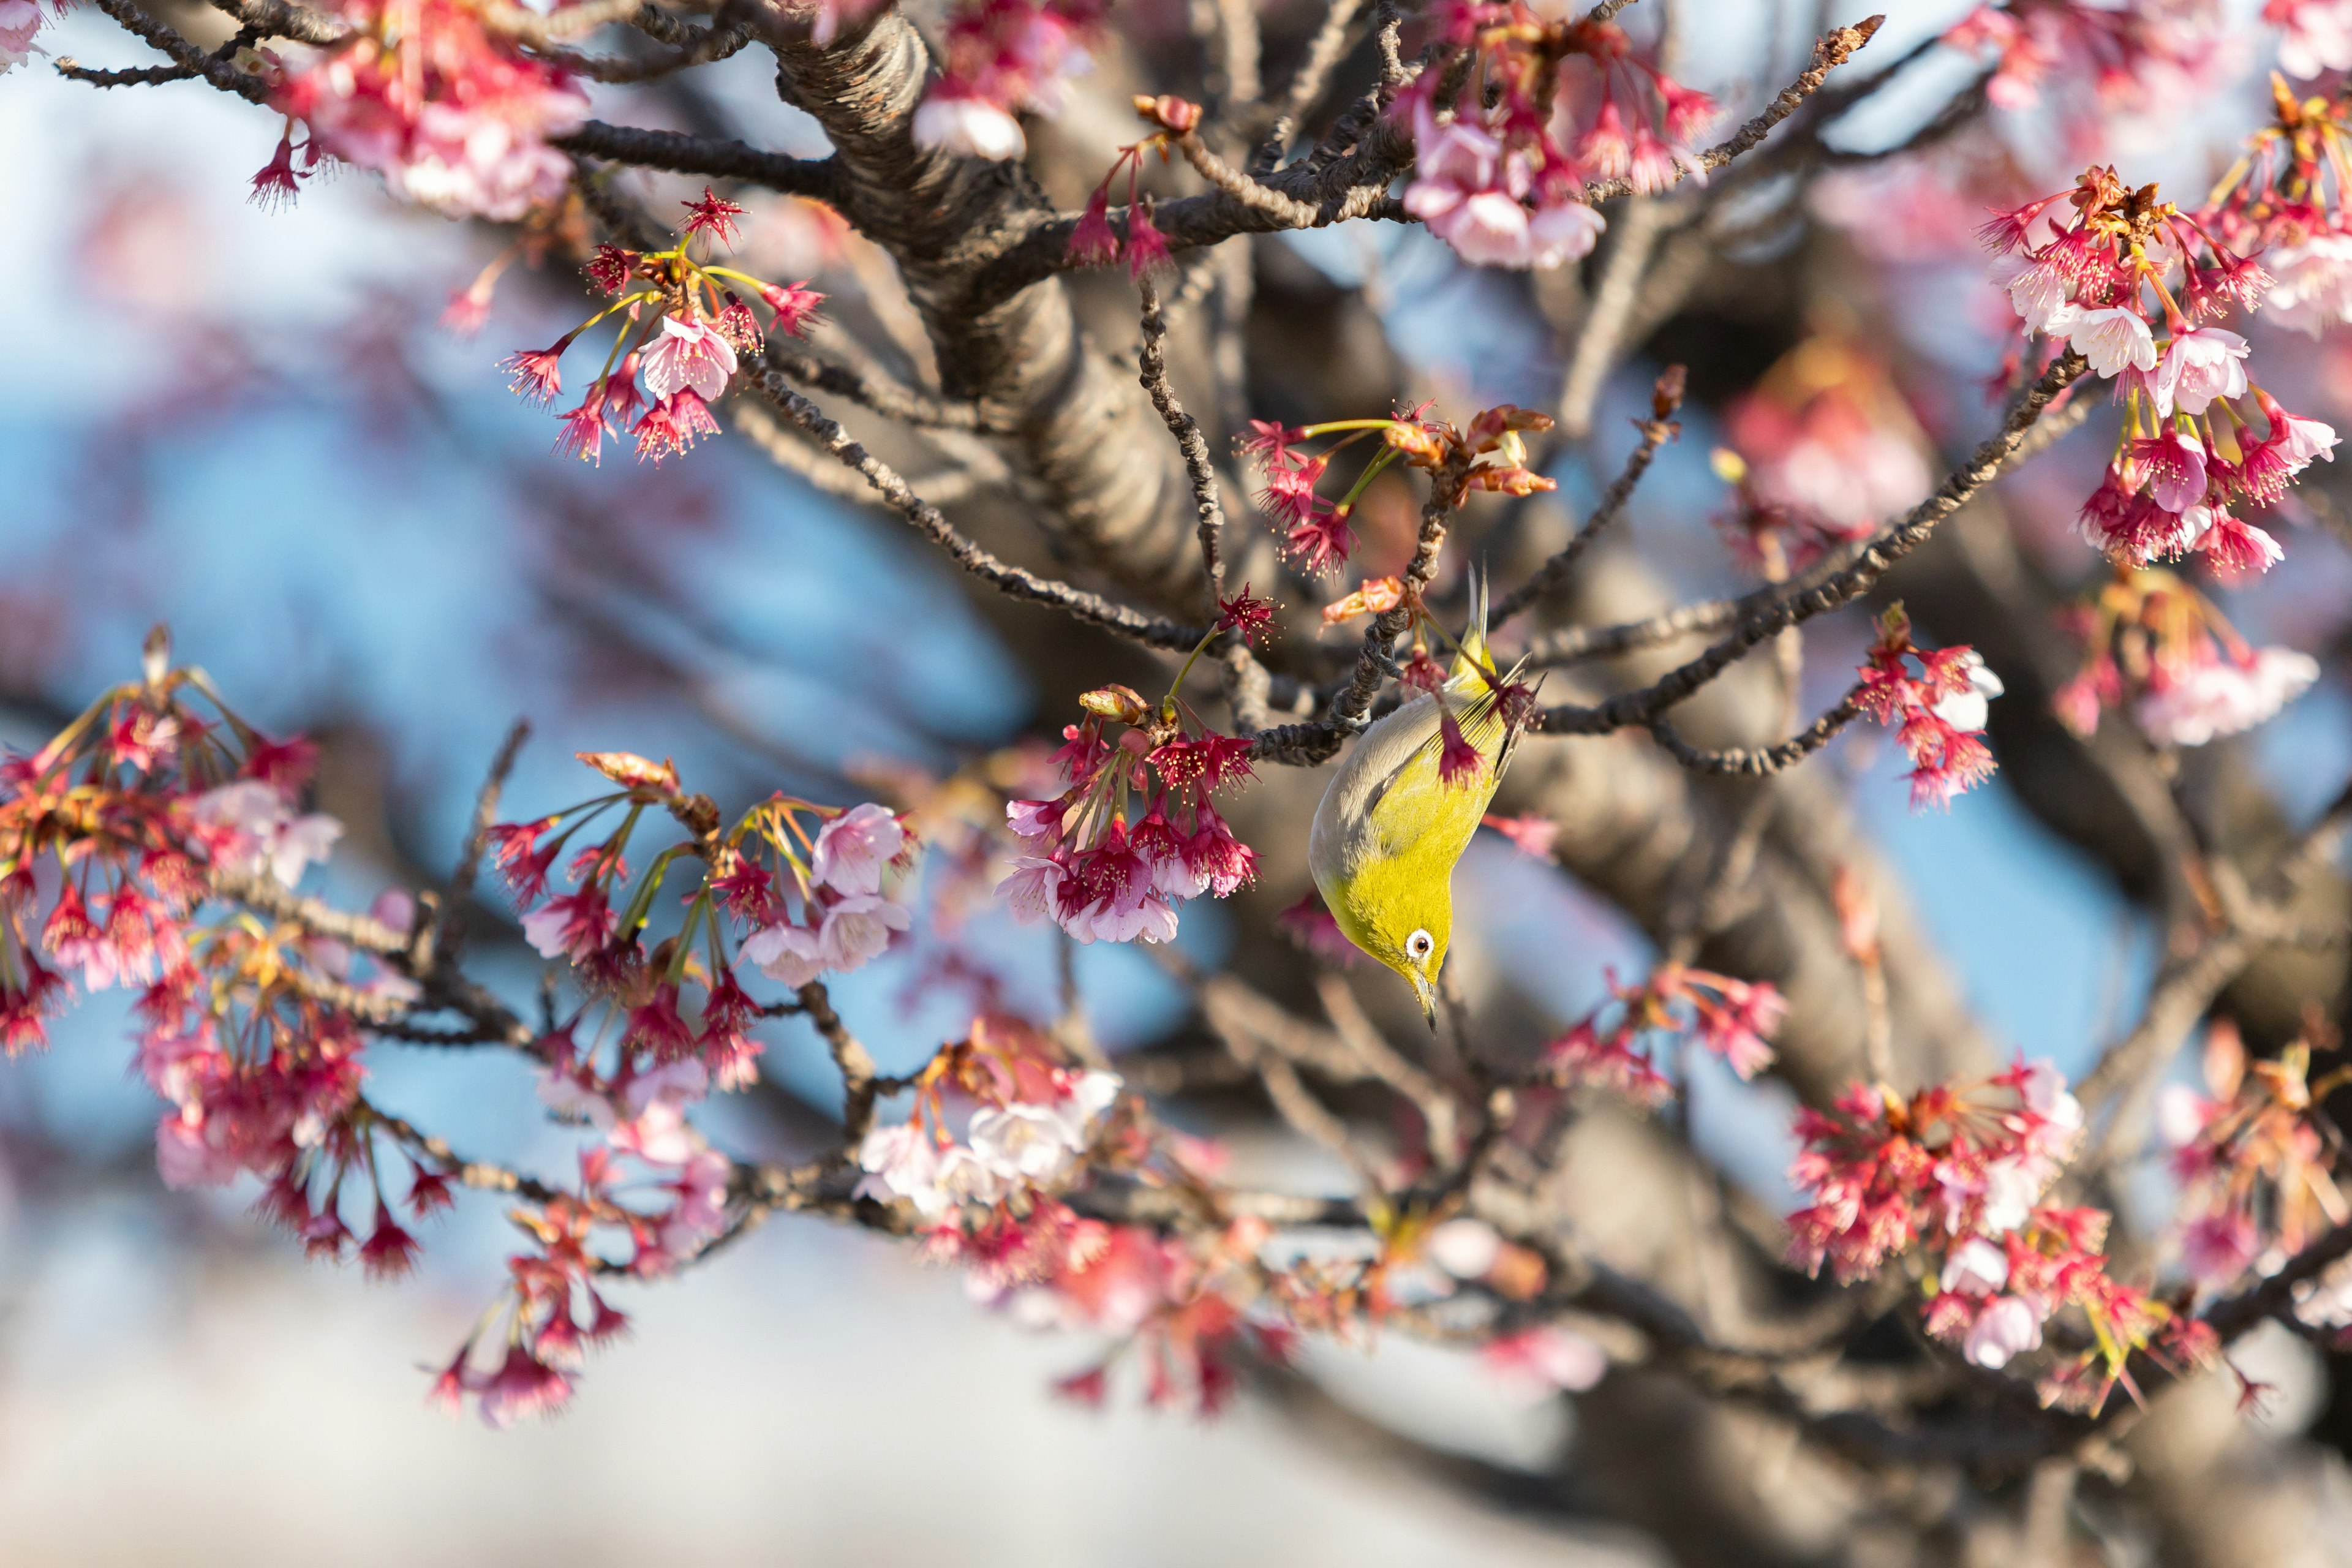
[1580,15,1885,203]
[742,368,1209,651]
[555,122,844,202]
[1536,352,2086,736]
[1492,367,1684,630]
[765,339,986,431]
[1648,692,1863,777]
[1136,274,1231,606]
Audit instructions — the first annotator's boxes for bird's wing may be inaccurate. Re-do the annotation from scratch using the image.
[1310,694,1444,887]
[1309,690,1510,886]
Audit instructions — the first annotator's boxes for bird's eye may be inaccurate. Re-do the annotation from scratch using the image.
[1405,929,1433,960]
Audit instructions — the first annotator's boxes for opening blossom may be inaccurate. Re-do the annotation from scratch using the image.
[1392,10,1698,271]
[1000,679,1257,945]
[1989,165,2333,584]
[267,0,589,220]
[911,0,1101,162]
[1855,606,2002,811]
[500,189,824,467]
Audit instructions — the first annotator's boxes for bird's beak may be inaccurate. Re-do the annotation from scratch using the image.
[1411,970,1438,1030]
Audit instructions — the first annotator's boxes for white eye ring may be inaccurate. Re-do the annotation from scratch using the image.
[1404,929,1434,961]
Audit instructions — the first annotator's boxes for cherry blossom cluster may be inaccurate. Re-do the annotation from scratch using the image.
[1711,337,1931,576]
[1789,1061,2215,1407]
[501,190,823,466]
[2050,565,2319,747]
[1940,1,2226,118]
[2159,1022,2348,1294]
[0,0,59,74]
[426,1142,692,1425]
[1397,7,1714,270]
[1991,165,2337,576]
[2204,78,2352,337]
[857,1014,1117,1225]
[496,753,915,1074]
[853,1014,1291,1412]
[997,631,1264,945]
[2267,0,2352,79]
[0,642,472,1283]
[911,0,1102,162]
[1540,963,1787,1106]
[1066,96,1199,279]
[1238,402,1554,577]
[1855,606,2005,811]
[1036,1215,1299,1414]
[262,0,587,221]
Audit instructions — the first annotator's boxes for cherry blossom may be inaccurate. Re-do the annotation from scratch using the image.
[810,802,907,895]
[1856,608,2001,810]
[912,0,1100,162]
[270,0,588,221]
[187,779,344,888]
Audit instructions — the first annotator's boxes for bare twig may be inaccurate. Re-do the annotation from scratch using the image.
[1537,352,2086,736]
[1136,274,1231,605]
[1648,692,1864,777]
[1581,15,1885,203]
[556,122,845,202]
[744,368,1209,650]
[1493,366,1684,630]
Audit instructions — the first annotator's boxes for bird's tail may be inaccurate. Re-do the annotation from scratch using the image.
[1449,567,1494,695]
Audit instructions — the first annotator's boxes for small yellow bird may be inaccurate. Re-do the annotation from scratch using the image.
[1309,575,1525,1023]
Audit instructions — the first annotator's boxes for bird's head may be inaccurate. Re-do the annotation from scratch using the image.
[1358,886,1452,1028]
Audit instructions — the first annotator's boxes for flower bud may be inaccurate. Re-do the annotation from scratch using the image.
[1079,684,1150,723]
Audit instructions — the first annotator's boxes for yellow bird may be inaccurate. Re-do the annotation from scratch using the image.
[1308,575,1526,1023]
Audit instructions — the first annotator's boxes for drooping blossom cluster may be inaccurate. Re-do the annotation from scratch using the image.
[1031,1213,1300,1414]
[1856,606,2004,810]
[2158,1022,2348,1294]
[263,0,588,220]
[1237,402,1555,576]
[0,641,477,1286]
[1790,1060,2215,1406]
[2267,0,2352,79]
[1066,95,1196,278]
[857,1014,1117,1224]
[1395,9,1712,270]
[1991,165,2337,576]
[1940,1,2227,118]
[997,650,1261,945]
[2204,78,2352,336]
[0,0,57,73]
[851,1017,1297,1412]
[1540,964,1786,1106]
[1711,337,1932,575]
[2050,565,2319,747]
[911,0,1102,162]
[495,752,916,1077]
[500,189,823,466]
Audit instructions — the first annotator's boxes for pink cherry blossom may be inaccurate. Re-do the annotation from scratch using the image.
[2152,327,2248,417]
[639,315,739,404]
[1939,1237,2010,1296]
[187,780,344,888]
[2065,307,2158,377]
[2134,647,2320,747]
[1963,1294,2045,1369]
[913,89,1028,160]
[810,803,905,895]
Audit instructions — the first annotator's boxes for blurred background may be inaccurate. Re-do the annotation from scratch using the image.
[7,0,2352,1562]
